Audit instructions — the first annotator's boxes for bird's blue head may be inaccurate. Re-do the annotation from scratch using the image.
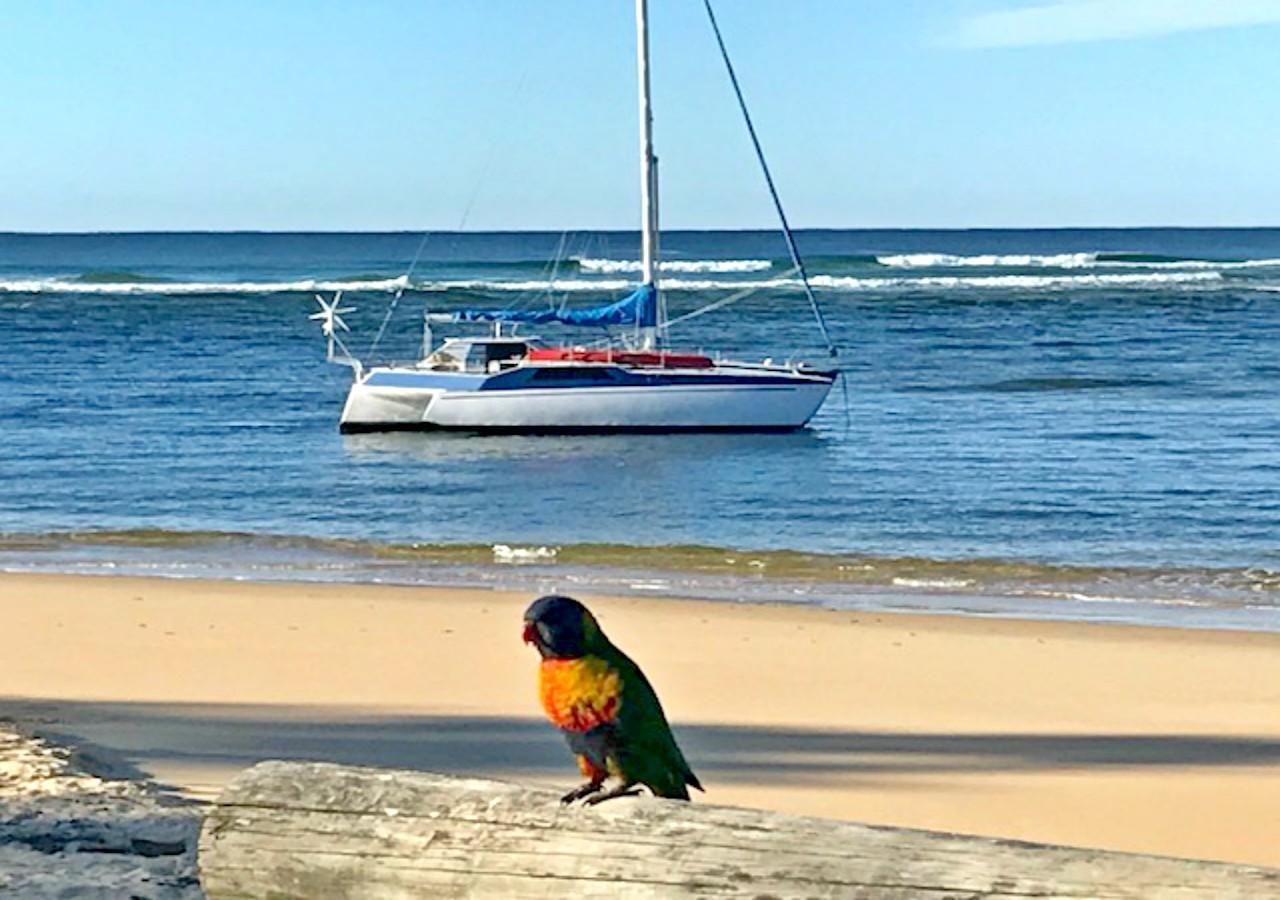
[522,594,602,659]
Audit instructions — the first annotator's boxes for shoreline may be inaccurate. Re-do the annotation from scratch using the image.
[3,529,1279,633]
[4,571,1280,867]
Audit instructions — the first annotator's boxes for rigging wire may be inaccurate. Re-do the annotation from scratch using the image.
[403,230,435,283]
[701,0,838,359]
[369,222,439,359]
[368,230,431,359]
[663,268,799,329]
[367,285,408,360]
[541,230,572,309]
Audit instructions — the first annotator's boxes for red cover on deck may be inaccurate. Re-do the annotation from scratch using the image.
[528,348,714,369]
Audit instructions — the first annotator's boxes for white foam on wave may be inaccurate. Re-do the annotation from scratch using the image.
[879,252,1280,271]
[492,544,558,564]
[892,576,976,589]
[879,252,1099,269]
[1217,257,1280,269]
[1020,589,1208,608]
[430,278,636,292]
[1105,257,1280,270]
[436,270,1220,292]
[657,277,799,291]
[0,269,1225,297]
[576,257,773,274]
[808,271,1223,291]
[0,276,410,295]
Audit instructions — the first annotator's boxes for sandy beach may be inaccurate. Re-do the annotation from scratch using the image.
[2,571,1279,870]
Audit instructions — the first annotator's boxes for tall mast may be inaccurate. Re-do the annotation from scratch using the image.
[636,0,660,349]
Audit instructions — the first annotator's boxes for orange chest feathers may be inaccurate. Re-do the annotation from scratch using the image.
[538,656,623,733]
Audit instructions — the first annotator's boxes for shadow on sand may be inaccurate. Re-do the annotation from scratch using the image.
[6,698,1280,800]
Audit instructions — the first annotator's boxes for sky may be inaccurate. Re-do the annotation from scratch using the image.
[2,0,1279,231]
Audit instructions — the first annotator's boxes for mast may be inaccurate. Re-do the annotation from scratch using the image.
[636,0,660,349]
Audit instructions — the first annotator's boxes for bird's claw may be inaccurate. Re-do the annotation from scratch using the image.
[560,782,604,804]
[584,786,642,806]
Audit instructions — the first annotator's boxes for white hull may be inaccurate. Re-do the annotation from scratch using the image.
[340,367,834,433]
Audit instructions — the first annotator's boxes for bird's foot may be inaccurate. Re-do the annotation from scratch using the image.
[583,784,642,806]
[560,781,604,804]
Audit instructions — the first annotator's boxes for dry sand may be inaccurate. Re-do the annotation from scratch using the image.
[2,572,1278,868]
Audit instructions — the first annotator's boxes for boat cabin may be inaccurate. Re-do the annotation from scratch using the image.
[419,337,534,373]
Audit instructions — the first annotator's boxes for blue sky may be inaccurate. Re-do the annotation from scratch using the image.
[3,0,1279,231]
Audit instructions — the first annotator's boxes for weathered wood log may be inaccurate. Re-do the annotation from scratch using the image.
[198,761,1280,899]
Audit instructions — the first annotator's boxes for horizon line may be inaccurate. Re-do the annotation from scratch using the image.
[4,225,1280,237]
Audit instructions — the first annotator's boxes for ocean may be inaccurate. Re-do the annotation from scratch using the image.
[1,229,1278,629]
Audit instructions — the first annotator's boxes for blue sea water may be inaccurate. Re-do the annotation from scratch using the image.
[1,229,1278,628]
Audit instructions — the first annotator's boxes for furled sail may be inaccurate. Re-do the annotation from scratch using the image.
[448,284,657,328]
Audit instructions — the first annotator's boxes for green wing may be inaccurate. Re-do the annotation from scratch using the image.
[604,646,702,800]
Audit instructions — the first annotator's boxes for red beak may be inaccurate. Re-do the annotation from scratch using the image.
[522,622,536,645]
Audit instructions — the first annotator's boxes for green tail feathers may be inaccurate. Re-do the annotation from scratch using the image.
[651,764,703,801]
[600,643,703,801]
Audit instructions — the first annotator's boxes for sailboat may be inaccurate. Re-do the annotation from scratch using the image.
[318,0,838,434]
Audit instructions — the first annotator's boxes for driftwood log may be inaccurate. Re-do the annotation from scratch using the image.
[198,761,1280,899]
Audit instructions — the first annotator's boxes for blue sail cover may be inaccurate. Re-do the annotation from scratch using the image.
[450,284,657,328]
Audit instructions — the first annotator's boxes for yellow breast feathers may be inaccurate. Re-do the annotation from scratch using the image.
[539,655,623,733]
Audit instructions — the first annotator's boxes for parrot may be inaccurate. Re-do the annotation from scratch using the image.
[522,594,703,805]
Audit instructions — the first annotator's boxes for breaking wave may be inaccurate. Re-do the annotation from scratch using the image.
[0,263,1248,297]
[878,252,1100,268]
[877,252,1280,270]
[812,271,1224,290]
[575,257,774,274]
[0,276,412,295]
[1097,253,1280,269]
[419,271,1222,293]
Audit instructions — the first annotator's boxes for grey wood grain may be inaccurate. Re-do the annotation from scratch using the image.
[198,761,1280,899]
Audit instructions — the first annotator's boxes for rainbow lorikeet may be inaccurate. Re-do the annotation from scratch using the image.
[523,595,703,805]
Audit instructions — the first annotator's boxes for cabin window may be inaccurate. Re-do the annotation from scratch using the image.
[465,342,529,373]
[487,343,529,367]
[464,345,487,372]
[530,367,614,384]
